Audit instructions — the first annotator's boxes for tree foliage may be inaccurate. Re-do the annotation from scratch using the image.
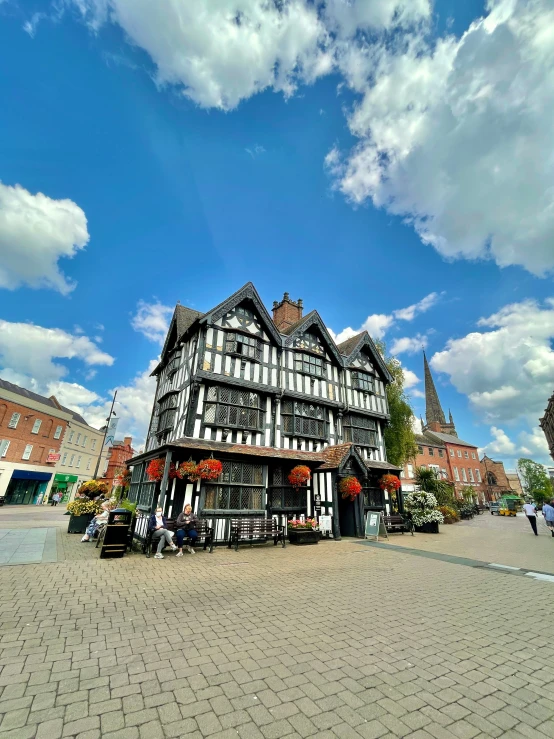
[376,340,418,467]
[517,458,553,505]
[415,467,456,507]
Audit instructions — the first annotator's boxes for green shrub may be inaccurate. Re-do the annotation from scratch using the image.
[438,505,459,524]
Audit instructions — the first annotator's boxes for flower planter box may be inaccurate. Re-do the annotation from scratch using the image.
[415,522,440,534]
[287,529,319,545]
[68,513,94,534]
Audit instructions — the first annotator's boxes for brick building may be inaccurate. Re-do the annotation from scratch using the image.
[400,354,486,501]
[0,379,72,504]
[480,456,513,501]
[100,436,134,492]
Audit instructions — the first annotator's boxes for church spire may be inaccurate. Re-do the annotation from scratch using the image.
[423,350,446,426]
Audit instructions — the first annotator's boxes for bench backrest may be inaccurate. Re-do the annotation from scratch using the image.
[383,515,404,524]
[232,517,278,534]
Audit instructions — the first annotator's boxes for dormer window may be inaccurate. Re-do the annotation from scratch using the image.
[294,352,324,378]
[225,332,262,361]
[352,371,373,393]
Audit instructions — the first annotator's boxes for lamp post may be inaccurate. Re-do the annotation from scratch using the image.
[93,391,117,480]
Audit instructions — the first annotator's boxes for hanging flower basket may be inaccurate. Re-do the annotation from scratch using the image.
[339,476,362,501]
[114,468,131,490]
[146,459,177,482]
[379,474,401,494]
[288,465,311,489]
[196,458,223,481]
[176,460,199,481]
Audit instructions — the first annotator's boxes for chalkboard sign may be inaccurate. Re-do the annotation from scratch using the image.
[365,512,388,541]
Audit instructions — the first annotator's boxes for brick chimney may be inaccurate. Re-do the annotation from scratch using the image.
[272,293,303,331]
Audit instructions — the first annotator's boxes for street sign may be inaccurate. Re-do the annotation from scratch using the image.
[365,512,388,541]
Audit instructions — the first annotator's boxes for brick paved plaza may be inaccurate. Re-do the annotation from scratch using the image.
[0,508,553,739]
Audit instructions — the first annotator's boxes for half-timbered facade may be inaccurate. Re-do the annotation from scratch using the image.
[128,284,401,541]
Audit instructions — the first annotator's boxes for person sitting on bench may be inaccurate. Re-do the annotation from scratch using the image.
[148,507,178,559]
[175,504,198,556]
[81,501,111,542]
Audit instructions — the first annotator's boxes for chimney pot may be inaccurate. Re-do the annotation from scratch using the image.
[272,292,304,332]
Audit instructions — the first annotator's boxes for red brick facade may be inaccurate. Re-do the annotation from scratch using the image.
[100,436,134,491]
[480,456,512,500]
[0,398,69,467]
[272,293,303,332]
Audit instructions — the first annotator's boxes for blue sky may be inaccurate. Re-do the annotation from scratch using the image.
[1,0,553,468]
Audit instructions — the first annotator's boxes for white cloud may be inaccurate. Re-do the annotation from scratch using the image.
[484,426,517,457]
[245,144,266,158]
[431,298,554,426]
[482,425,550,465]
[390,334,428,355]
[328,0,554,277]
[332,291,440,344]
[0,319,114,384]
[402,368,420,390]
[0,182,89,294]
[131,300,173,344]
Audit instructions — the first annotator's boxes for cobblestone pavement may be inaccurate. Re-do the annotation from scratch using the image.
[378,512,554,573]
[0,510,554,739]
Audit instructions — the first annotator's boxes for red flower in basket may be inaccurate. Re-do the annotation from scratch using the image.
[288,465,311,489]
[339,476,362,501]
[176,460,199,481]
[379,474,401,494]
[196,458,223,481]
[146,459,177,482]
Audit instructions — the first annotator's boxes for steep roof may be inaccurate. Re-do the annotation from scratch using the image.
[170,437,323,461]
[424,351,447,426]
[425,430,476,448]
[336,333,364,357]
[175,305,203,338]
[415,432,445,448]
[280,310,317,336]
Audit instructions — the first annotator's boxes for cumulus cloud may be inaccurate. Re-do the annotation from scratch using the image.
[332,292,440,345]
[390,334,428,355]
[68,0,429,110]
[0,182,89,294]
[131,300,173,344]
[328,0,554,277]
[431,298,554,426]
[482,425,550,465]
[0,319,113,384]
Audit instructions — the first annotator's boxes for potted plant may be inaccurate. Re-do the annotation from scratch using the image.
[146,459,177,482]
[339,476,362,501]
[77,480,109,500]
[66,498,104,534]
[196,458,223,481]
[288,465,311,488]
[404,490,444,533]
[287,518,319,545]
[176,460,200,481]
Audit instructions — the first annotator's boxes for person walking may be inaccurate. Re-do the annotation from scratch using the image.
[51,492,61,506]
[542,500,554,537]
[522,501,538,535]
[148,506,178,559]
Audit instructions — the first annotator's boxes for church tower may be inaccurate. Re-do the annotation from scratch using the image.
[423,351,457,436]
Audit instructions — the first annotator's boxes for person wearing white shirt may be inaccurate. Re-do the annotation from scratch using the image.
[522,502,538,536]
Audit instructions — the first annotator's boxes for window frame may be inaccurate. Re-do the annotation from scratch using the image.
[31,419,42,435]
[343,413,378,448]
[293,351,325,378]
[475,469,482,483]
[22,444,33,460]
[201,460,265,513]
[69,431,74,443]
[224,331,262,362]
[8,413,21,429]
[91,439,97,451]
[438,449,444,458]
[457,450,462,458]
[62,453,67,465]
[453,466,460,481]
[54,425,63,440]
[464,450,469,458]
[351,370,374,393]
[461,468,468,482]
[76,456,82,468]
[204,385,264,432]
[69,454,75,467]
[428,447,434,456]
[281,399,328,440]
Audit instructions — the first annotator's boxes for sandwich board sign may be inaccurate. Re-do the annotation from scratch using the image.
[365,511,388,541]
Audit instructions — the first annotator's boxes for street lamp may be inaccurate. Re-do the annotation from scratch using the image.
[93,391,118,480]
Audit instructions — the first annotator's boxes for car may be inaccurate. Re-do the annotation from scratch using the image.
[490,502,500,515]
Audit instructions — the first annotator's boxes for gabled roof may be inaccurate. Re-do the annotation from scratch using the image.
[415,432,445,448]
[337,331,393,384]
[425,430,476,448]
[281,310,344,366]
[176,305,204,338]
[200,282,283,346]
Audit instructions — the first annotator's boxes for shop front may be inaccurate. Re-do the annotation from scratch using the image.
[4,471,52,505]
[50,474,79,503]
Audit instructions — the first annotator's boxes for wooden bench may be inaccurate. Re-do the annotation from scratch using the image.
[143,518,214,557]
[228,517,285,551]
[383,514,414,535]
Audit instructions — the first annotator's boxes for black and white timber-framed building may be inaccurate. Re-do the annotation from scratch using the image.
[127,283,401,541]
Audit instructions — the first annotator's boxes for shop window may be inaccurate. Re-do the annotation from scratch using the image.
[281,400,327,439]
[204,386,264,431]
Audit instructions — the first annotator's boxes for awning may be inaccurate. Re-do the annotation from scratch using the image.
[54,474,78,483]
[53,482,68,489]
[11,470,52,481]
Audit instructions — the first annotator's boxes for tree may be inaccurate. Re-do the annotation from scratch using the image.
[376,340,418,467]
[415,467,456,507]
[517,458,553,506]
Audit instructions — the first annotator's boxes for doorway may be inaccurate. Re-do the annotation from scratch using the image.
[338,493,357,537]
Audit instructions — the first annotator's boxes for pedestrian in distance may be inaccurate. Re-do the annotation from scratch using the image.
[175,504,199,556]
[51,492,61,506]
[522,501,539,535]
[542,499,554,537]
[148,506,178,559]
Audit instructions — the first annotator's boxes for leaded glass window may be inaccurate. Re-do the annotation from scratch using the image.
[203,460,264,511]
[294,352,324,377]
[281,400,327,439]
[343,414,378,447]
[204,386,264,430]
[267,467,307,510]
[352,371,374,393]
[225,332,262,361]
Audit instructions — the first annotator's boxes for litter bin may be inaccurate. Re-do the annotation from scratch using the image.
[99,507,132,559]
